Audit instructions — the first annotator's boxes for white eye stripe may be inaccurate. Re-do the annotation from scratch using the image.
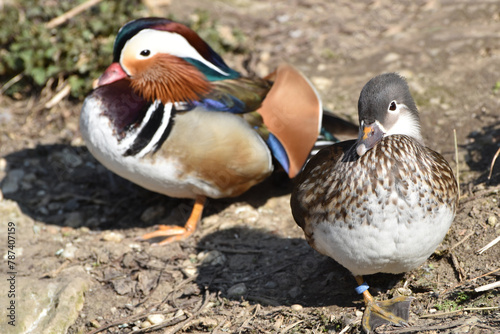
[384,109,423,144]
[121,29,229,76]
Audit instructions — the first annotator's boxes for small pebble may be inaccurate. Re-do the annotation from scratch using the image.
[396,287,412,296]
[289,29,303,38]
[355,310,364,318]
[264,281,278,289]
[197,250,226,266]
[183,266,197,277]
[61,243,78,259]
[38,206,49,215]
[291,304,303,311]
[383,52,401,63]
[1,169,24,194]
[227,283,247,298]
[79,226,90,234]
[487,215,497,227]
[89,319,101,328]
[141,320,152,329]
[64,212,83,228]
[101,231,124,242]
[147,314,165,325]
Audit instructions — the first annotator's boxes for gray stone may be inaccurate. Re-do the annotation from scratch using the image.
[197,250,226,266]
[0,266,91,334]
[227,283,247,298]
[1,169,25,194]
[64,212,83,228]
[51,148,83,168]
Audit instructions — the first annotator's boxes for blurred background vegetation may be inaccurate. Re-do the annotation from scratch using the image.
[0,0,246,100]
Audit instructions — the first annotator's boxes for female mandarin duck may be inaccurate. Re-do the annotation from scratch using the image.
[81,17,355,244]
[291,73,458,332]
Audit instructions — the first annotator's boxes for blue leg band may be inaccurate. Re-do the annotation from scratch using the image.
[355,282,369,294]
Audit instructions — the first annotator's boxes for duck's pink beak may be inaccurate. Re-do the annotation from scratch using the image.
[95,63,128,88]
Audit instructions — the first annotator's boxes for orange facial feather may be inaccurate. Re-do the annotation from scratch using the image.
[128,54,212,104]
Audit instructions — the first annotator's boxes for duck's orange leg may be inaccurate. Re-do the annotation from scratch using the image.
[139,195,206,245]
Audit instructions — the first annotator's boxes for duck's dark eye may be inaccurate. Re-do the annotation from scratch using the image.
[140,49,151,57]
[389,101,397,111]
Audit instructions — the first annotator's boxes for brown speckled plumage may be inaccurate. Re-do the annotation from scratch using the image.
[292,135,458,252]
[290,73,459,332]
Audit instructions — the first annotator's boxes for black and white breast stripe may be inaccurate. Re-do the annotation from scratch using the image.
[119,100,177,158]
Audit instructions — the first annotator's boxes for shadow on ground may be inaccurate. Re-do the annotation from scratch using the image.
[1,144,293,231]
[463,122,500,185]
[195,226,405,309]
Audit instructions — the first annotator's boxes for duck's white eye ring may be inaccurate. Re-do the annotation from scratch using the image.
[140,49,151,57]
[388,100,397,112]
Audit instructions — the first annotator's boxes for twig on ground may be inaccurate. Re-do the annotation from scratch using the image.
[474,281,500,292]
[449,230,474,252]
[338,320,360,334]
[46,0,104,29]
[86,305,175,334]
[238,304,260,333]
[1,73,23,94]
[162,289,212,334]
[441,267,500,295]
[449,252,465,282]
[44,83,71,109]
[488,147,500,180]
[476,235,500,254]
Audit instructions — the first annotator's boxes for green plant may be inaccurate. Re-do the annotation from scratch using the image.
[493,81,500,94]
[1,0,148,98]
[435,291,471,311]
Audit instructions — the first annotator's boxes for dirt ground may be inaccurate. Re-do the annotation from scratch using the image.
[1,0,500,333]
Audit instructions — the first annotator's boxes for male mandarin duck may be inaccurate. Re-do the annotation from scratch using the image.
[80,17,357,245]
[291,73,458,332]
